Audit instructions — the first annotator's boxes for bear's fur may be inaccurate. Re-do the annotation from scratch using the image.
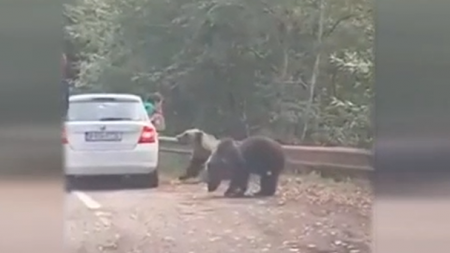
[205,136,285,197]
[176,128,220,181]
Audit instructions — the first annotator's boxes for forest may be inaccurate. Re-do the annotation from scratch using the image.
[64,0,373,148]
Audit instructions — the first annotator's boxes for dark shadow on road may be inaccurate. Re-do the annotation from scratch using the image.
[65,175,158,192]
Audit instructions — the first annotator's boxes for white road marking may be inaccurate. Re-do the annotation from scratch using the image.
[95,211,112,227]
[73,191,101,210]
[71,192,112,227]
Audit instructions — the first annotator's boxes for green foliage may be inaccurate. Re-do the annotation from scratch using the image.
[65,0,373,147]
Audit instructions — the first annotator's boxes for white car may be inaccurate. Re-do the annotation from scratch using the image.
[64,93,159,188]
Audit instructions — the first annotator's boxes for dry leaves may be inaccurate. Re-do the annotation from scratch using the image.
[278,173,372,217]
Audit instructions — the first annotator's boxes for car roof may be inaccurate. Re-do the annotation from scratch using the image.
[69,93,142,102]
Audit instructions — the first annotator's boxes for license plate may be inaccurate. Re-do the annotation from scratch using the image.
[85,131,122,142]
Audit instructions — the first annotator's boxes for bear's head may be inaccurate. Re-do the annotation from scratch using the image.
[205,138,237,192]
[175,128,203,145]
[175,128,219,151]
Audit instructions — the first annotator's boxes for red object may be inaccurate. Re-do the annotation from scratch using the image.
[138,125,157,143]
[62,128,68,144]
[154,101,163,114]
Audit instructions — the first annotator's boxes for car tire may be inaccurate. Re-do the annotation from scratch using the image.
[65,175,74,192]
[148,169,159,188]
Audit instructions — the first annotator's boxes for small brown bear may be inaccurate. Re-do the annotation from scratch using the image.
[175,128,219,181]
[205,136,285,198]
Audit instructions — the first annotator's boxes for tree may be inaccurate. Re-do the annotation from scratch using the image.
[65,0,373,147]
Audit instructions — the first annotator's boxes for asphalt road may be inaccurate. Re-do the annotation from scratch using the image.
[66,176,371,253]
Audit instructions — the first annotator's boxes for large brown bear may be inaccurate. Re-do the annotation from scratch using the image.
[175,128,219,181]
[205,136,285,197]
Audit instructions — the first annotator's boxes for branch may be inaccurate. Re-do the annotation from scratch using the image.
[279,77,308,89]
[323,14,355,38]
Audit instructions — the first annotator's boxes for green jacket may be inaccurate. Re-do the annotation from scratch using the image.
[144,101,155,115]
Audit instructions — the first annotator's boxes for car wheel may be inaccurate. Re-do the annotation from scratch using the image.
[65,175,73,192]
[148,170,159,188]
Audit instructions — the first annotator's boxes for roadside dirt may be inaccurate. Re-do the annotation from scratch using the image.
[66,174,372,253]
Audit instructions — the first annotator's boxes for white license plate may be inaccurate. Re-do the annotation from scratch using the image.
[85,131,122,142]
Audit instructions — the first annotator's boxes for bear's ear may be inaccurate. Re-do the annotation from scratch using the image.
[194,130,204,145]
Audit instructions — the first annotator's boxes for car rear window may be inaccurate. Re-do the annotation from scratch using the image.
[67,98,147,122]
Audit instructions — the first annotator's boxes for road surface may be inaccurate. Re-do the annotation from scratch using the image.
[66,176,371,253]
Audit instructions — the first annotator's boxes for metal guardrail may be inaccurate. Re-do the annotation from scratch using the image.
[158,136,373,172]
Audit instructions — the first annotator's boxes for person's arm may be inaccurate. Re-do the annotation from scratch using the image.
[151,113,166,131]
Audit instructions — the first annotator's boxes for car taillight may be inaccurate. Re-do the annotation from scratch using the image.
[138,125,156,143]
[62,128,68,144]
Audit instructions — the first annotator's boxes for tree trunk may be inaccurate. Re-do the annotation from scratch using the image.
[301,0,325,141]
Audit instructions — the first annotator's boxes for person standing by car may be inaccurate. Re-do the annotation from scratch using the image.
[144,92,166,131]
